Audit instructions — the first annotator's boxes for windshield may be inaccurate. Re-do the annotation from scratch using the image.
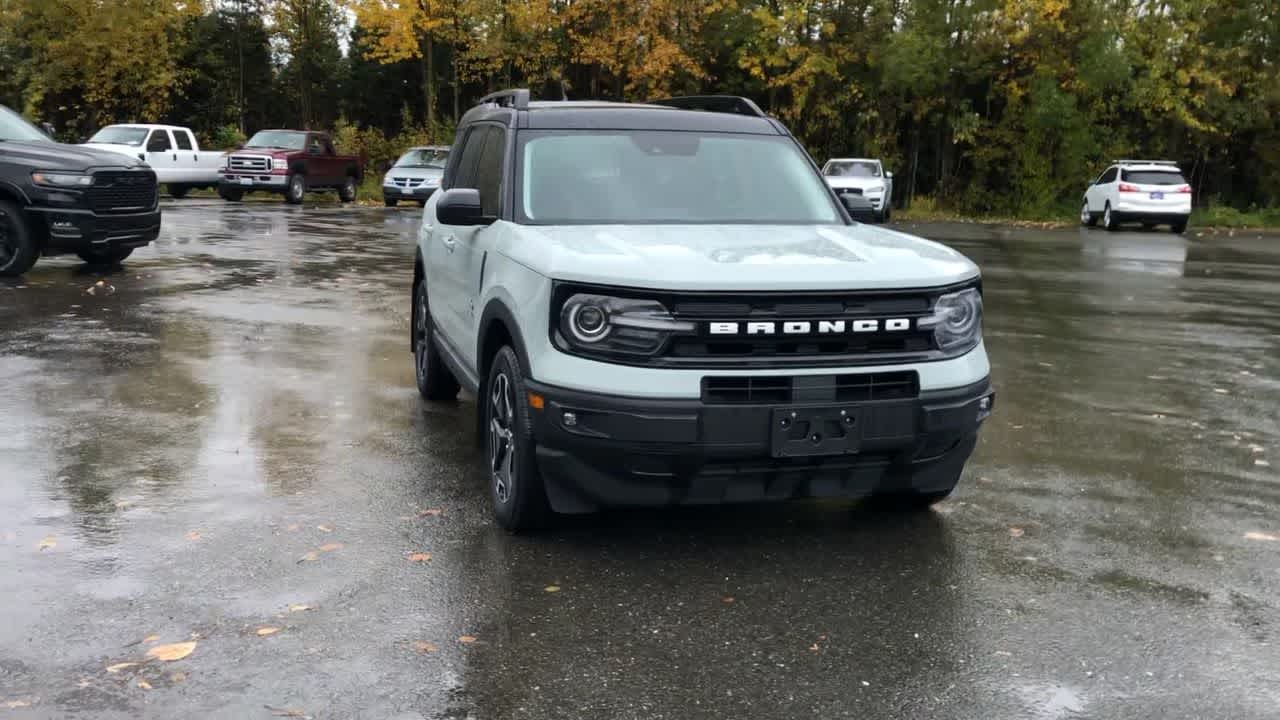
[518,131,841,225]
[824,160,881,178]
[1121,169,1187,185]
[0,106,52,143]
[245,131,308,150]
[88,126,150,146]
[395,148,449,168]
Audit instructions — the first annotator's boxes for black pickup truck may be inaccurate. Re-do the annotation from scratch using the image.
[0,105,161,276]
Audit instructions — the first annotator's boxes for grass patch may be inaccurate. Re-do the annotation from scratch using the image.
[1191,205,1280,228]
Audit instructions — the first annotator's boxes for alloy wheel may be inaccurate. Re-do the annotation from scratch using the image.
[414,283,429,384]
[1080,203,1090,224]
[488,372,516,505]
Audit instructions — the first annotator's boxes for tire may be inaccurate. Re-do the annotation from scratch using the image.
[285,174,306,205]
[338,175,357,203]
[77,247,133,266]
[418,200,428,208]
[0,199,39,277]
[384,198,399,208]
[1103,202,1119,231]
[168,184,190,199]
[881,204,891,222]
[1171,219,1187,234]
[1080,201,1096,227]
[485,345,551,532]
[218,187,244,202]
[412,277,460,401]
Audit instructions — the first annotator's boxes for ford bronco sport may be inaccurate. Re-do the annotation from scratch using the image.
[412,91,993,531]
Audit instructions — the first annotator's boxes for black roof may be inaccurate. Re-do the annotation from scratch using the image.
[458,93,787,135]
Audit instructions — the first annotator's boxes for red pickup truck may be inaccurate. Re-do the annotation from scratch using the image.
[218,130,363,204]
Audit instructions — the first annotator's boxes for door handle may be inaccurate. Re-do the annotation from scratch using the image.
[441,235,456,252]
[172,153,177,161]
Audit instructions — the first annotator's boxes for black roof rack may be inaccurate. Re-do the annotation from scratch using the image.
[648,95,768,119]
[477,89,530,110]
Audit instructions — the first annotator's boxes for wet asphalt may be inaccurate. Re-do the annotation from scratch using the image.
[1,201,1278,719]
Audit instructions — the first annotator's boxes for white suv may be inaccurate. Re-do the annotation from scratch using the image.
[821,158,892,222]
[412,91,994,531]
[1081,160,1191,233]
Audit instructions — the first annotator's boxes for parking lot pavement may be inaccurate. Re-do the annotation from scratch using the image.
[1,201,1278,719]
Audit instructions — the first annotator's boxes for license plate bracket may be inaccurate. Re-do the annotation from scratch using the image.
[770,406,862,458]
[239,178,254,186]
[1150,191,1164,199]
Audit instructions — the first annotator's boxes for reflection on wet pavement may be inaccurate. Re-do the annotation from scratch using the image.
[1,203,1277,718]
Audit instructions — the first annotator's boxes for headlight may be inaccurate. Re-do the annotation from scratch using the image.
[383,176,394,186]
[31,171,93,188]
[867,185,885,193]
[425,177,439,185]
[556,293,694,357]
[919,287,982,350]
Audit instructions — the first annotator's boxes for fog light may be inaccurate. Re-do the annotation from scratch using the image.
[562,411,577,427]
[977,394,994,421]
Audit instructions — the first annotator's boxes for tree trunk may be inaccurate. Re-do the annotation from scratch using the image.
[423,34,435,129]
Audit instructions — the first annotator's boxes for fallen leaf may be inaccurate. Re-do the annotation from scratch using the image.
[1213,388,1230,395]
[142,635,160,644]
[458,635,477,644]
[3,699,32,709]
[413,641,437,654]
[137,679,152,690]
[146,641,196,662]
[170,672,187,683]
[1244,531,1278,542]
[264,706,311,719]
[316,525,332,533]
[185,530,201,541]
[1009,527,1025,538]
[544,585,560,593]
[256,627,281,637]
[38,535,56,551]
[318,543,343,553]
[298,551,318,563]
[417,508,444,518]
[722,596,735,604]
[287,604,311,613]
[106,662,138,673]
[809,643,820,652]
[408,552,432,563]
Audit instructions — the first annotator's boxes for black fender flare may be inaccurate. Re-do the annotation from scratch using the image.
[477,298,532,381]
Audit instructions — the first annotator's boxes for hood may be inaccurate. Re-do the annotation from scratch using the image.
[229,148,296,159]
[501,223,978,292]
[2,140,146,171]
[80,142,146,160]
[825,176,888,191]
[384,166,444,181]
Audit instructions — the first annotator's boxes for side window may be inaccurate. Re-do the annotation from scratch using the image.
[308,135,324,154]
[322,137,335,155]
[1099,167,1118,184]
[174,131,193,151]
[474,128,506,216]
[449,126,490,191]
[147,130,172,152]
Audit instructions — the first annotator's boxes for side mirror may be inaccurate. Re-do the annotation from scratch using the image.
[840,194,877,223]
[885,171,893,179]
[436,188,492,226]
[40,122,56,139]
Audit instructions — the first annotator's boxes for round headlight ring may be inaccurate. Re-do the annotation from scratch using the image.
[567,302,610,343]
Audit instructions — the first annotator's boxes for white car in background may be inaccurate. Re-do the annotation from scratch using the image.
[83,124,225,198]
[821,158,893,222]
[1081,160,1191,233]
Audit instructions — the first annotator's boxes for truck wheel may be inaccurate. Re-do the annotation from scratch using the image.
[77,247,133,266]
[285,174,306,205]
[384,198,398,208]
[218,187,244,202]
[168,184,190,199]
[0,200,39,277]
[485,345,551,532]
[338,175,357,203]
[413,277,460,401]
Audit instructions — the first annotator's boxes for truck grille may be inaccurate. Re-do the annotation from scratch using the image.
[87,170,157,214]
[702,371,919,404]
[390,177,432,189]
[228,155,271,172]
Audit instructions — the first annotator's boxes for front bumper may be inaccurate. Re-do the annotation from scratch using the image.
[28,206,161,255]
[219,174,288,191]
[383,185,438,201]
[526,376,993,513]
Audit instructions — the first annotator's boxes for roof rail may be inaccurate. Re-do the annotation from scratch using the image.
[648,95,768,119]
[1114,159,1179,166]
[477,89,530,110]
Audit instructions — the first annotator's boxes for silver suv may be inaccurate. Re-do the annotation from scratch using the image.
[412,91,994,530]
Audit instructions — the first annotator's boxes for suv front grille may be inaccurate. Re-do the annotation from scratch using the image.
[702,371,919,404]
[833,187,863,196]
[88,171,157,213]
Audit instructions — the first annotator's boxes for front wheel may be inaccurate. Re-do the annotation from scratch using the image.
[218,187,244,202]
[338,175,357,203]
[168,184,190,199]
[485,346,551,532]
[0,199,39,277]
[77,247,133,266]
[413,278,460,401]
[285,174,306,205]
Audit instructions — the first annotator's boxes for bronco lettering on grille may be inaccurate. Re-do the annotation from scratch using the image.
[708,319,915,335]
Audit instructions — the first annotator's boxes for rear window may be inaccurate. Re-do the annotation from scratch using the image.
[1122,170,1186,185]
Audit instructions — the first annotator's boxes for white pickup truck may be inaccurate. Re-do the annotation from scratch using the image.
[82,124,225,198]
